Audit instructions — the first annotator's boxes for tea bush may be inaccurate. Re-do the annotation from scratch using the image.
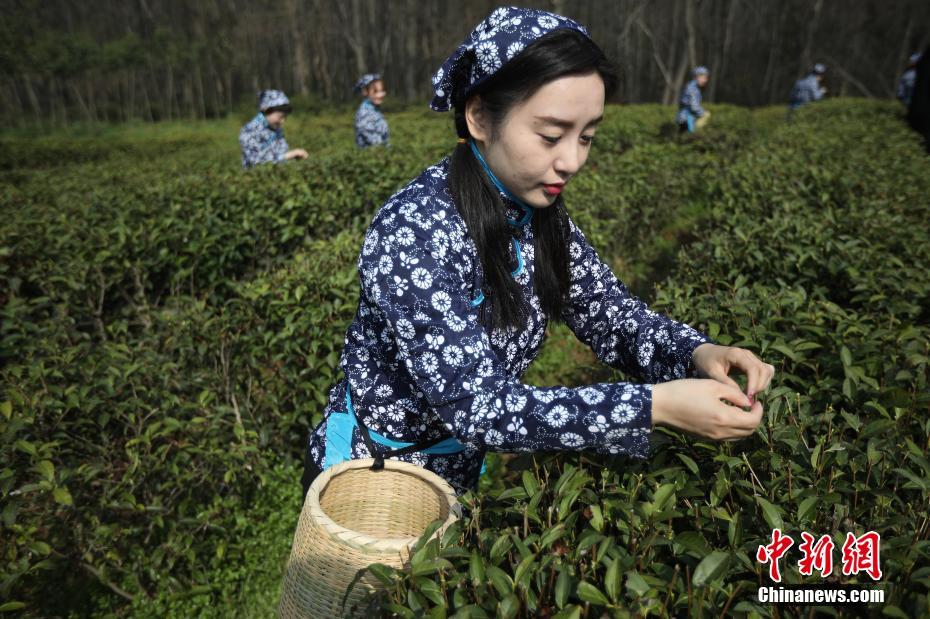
[2,100,925,617]
[0,103,734,616]
[1,226,365,614]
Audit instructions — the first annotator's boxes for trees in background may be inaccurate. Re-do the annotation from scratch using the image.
[1,0,927,125]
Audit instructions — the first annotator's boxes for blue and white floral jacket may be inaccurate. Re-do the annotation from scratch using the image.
[239,113,289,169]
[898,69,916,107]
[355,99,390,148]
[789,74,825,110]
[676,79,705,125]
[305,157,712,493]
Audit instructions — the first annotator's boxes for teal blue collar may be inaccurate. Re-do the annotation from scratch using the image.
[255,112,282,136]
[468,139,533,227]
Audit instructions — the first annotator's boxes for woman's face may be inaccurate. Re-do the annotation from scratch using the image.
[365,80,387,106]
[467,72,605,209]
[265,111,287,129]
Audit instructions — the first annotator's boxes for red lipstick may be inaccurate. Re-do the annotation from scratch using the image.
[542,183,564,196]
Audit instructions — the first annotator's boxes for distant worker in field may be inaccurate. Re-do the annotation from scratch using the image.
[788,63,827,112]
[898,52,921,108]
[239,90,308,169]
[907,45,930,152]
[354,73,390,148]
[676,66,711,133]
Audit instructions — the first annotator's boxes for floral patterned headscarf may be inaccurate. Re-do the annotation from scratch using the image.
[258,89,290,111]
[429,6,590,112]
[354,73,382,94]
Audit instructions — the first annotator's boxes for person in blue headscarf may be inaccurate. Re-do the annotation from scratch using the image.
[354,73,390,148]
[789,63,827,112]
[907,45,930,152]
[898,53,921,108]
[676,66,711,133]
[300,6,773,497]
[238,90,308,169]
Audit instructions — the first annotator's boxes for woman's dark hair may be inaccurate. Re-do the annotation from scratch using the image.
[263,104,292,115]
[448,28,618,332]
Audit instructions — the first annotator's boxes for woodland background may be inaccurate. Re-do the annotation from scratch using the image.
[2,0,929,125]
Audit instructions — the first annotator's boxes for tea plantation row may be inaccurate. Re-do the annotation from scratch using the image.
[1,103,754,616]
[3,100,924,618]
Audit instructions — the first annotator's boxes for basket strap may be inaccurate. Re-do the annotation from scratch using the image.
[351,406,447,470]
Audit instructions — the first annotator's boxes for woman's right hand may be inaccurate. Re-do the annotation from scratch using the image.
[285,148,309,160]
[651,378,763,440]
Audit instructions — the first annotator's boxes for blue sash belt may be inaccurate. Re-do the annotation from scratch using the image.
[323,385,486,475]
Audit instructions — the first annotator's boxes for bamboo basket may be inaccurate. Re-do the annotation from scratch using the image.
[277,458,461,618]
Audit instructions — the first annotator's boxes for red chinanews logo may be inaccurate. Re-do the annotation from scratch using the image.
[756,529,882,583]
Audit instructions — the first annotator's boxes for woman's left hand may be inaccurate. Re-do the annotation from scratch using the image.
[691,343,775,403]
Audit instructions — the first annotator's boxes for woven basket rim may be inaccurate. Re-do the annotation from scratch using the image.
[306,458,459,553]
